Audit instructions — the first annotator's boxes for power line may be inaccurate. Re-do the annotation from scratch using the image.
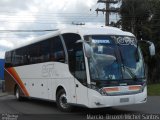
[0,14,105,23]
[0,16,104,22]
[0,30,58,32]
[0,11,98,15]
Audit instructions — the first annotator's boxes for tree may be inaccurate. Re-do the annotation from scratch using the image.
[120,0,151,39]
[119,0,160,83]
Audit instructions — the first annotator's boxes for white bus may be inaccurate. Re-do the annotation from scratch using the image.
[5,25,155,112]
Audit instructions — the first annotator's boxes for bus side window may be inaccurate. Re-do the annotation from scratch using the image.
[5,52,12,68]
[62,33,82,71]
[50,36,65,63]
[75,49,87,84]
[62,33,87,85]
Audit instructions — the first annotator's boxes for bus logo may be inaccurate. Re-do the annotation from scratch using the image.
[42,64,57,77]
[117,37,136,45]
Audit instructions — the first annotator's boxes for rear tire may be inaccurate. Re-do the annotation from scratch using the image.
[56,89,72,112]
[15,87,23,101]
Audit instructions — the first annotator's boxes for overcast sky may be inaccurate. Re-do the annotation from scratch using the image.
[0,0,119,58]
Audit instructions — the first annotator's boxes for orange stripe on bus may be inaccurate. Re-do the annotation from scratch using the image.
[7,68,29,97]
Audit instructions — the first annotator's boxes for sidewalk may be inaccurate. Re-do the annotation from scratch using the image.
[0,92,8,97]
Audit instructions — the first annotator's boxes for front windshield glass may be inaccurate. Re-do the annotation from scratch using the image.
[117,36,145,79]
[84,35,145,81]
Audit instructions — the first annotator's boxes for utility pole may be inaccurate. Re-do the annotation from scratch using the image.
[96,0,119,26]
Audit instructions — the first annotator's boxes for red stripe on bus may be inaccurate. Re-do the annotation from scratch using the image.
[7,68,29,97]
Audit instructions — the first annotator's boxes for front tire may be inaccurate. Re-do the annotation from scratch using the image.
[56,89,72,112]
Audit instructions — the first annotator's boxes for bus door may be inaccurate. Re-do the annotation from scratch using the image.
[62,33,88,105]
[73,48,88,105]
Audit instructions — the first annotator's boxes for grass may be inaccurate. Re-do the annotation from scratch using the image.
[147,83,160,96]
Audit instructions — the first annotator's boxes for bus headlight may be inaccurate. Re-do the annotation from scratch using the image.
[99,89,108,96]
[89,84,108,96]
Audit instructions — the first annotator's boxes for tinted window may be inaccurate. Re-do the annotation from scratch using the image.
[74,47,87,83]
[50,36,65,63]
[62,33,82,71]
[62,33,87,84]
[62,33,81,52]
[5,52,12,68]
[5,35,65,68]
[41,40,50,62]
[12,49,24,66]
[28,36,65,64]
[28,43,41,64]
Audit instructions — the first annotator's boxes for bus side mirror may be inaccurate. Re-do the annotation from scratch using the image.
[148,42,155,56]
[138,40,155,57]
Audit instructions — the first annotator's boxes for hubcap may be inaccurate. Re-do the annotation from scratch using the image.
[59,93,69,109]
[16,89,19,99]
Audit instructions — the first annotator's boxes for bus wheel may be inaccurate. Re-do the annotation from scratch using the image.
[15,87,23,101]
[56,89,72,112]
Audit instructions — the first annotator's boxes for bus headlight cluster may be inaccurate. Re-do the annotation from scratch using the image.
[89,84,108,96]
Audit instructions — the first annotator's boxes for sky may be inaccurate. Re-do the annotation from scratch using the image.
[0,0,119,59]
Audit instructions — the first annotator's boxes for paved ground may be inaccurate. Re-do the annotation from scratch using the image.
[0,95,160,120]
[0,92,8,97]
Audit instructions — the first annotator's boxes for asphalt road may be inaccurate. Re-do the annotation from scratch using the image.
[0,95,160,120]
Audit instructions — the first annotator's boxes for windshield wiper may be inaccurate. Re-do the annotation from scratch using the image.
[123,66,138,80]
[119,48,137,80]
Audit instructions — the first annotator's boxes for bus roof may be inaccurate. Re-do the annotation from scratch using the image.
[8,25,135,51]
[61,25,134,37]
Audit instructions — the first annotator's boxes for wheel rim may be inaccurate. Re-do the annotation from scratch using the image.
[16,89,19,99]
[59,93,69,109]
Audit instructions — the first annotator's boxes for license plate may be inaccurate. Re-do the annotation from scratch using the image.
[120,98,129,103]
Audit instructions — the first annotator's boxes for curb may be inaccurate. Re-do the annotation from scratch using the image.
[0,92,8,97]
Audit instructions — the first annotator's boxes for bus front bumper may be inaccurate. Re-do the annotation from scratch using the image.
[88,87,147,108]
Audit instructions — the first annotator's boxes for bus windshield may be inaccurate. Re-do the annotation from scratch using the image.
[84,35,145,81]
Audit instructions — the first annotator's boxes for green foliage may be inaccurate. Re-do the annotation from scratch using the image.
[148,84,160,96]
[120,0,150,38]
